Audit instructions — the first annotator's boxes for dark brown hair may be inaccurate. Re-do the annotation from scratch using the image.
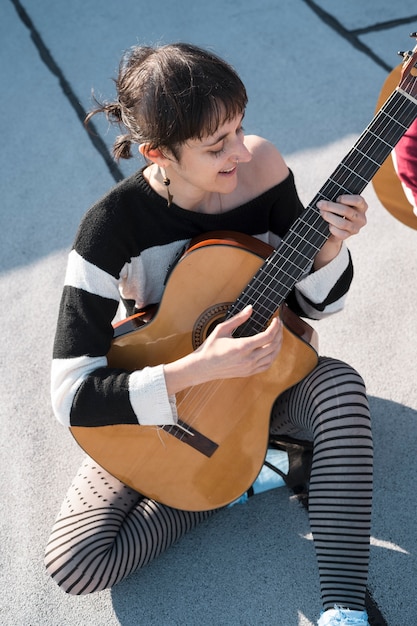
[85,42,248,161]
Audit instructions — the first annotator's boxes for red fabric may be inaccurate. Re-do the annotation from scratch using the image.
[394,117,417,208]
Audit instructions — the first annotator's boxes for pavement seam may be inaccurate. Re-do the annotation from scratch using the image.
[351,15,417,36]
[10,0,124,183]
[302,0,416,73]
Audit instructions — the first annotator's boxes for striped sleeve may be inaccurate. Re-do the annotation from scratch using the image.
[293,243,353,319]
[51,213,176,428]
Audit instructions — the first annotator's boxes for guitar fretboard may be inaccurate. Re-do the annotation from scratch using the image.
[229,85,417,337]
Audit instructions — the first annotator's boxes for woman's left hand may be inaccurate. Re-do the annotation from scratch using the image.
[317,194,368,241]
[313,194,368,270]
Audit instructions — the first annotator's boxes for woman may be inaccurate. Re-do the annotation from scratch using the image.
[45,43,372,626]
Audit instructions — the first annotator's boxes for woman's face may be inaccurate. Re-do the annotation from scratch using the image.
[167,113,252,198]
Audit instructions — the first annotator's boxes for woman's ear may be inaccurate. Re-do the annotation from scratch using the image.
[139,144,170,166]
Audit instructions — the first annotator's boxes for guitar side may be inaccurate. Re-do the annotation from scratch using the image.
[71,234,318,511]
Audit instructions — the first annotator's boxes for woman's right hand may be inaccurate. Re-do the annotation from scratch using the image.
[163,305,283,395]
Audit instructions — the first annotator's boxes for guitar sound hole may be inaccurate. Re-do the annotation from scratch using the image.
[192,302,231,349]
[206,317,224,336]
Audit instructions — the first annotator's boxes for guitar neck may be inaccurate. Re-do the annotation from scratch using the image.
[231,86,417,337]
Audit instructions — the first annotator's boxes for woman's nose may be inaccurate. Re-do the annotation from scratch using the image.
[234,139,252,163]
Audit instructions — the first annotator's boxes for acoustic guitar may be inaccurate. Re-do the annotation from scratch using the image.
[71,38,417,511]
[372,62,417,230]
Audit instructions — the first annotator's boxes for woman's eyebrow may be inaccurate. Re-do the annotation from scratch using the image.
[202,114,245,147]
[204,132,228,147]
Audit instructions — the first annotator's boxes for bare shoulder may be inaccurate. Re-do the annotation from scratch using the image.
[241,135,289,192]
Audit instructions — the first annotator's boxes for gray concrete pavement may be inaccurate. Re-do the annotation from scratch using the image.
[1,1,417,624]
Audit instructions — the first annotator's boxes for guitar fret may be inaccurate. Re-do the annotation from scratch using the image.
[356,132,396,160]
[289,219,326,239]
[372,111,411,136]
[397,86,417,104]
[359,152,391,174]
[328,163,373,190]
[279,237,322,259]
[360,129,394,153]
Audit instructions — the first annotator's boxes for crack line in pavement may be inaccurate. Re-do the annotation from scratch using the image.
[352,15,417,36]
[10,0,124,183]
[302,0,416,73]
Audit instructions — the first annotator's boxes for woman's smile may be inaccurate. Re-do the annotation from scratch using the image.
[219,165,237,176]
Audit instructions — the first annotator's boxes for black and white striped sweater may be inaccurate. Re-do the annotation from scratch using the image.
[51,169,353,428]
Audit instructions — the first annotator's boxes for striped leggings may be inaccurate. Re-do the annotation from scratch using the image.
[45,357,373,610]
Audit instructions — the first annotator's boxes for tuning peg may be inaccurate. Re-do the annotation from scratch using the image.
[410,32,417,38]
[398,50,409,58]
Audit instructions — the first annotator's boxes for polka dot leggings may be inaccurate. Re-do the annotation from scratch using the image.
[45,357,373,609]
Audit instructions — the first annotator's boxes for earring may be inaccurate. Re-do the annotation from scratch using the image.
[161,168,173,207]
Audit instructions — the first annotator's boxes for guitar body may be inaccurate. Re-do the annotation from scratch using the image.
[71,233,318,511]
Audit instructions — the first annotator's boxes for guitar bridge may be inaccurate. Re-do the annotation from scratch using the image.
[162,419,219,457]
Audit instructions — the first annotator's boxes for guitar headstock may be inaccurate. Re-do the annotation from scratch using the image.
[398,32,417,98]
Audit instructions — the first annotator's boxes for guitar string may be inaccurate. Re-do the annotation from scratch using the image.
[176,378,228,425]
[165,76,417,440]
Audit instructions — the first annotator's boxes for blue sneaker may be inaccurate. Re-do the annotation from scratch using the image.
[317,605,369,625]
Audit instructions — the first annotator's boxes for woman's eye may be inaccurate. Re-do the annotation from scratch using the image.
[210,125,244,156]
